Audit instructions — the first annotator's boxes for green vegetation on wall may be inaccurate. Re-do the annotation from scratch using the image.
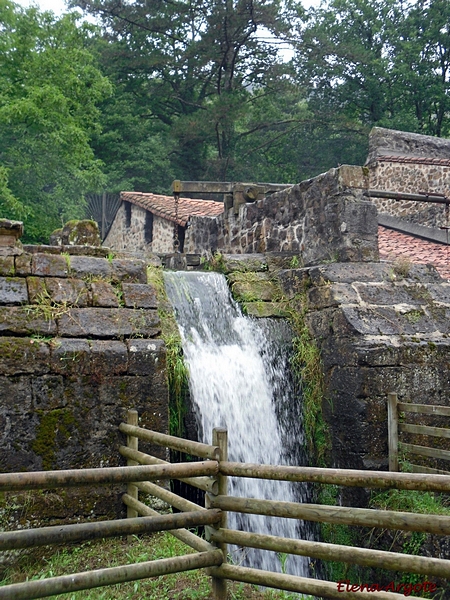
[287,293,330,468]
[147,265,188,437]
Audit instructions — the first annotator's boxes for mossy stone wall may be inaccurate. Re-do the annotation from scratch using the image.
[0,244,169,525]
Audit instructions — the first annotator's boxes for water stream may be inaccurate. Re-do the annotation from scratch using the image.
[164,271,312,577]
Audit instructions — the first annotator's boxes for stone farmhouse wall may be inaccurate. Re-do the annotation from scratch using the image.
[367,128,450,229]
[185,165,379,265]
[105,201,175,255]
[0,237,168,525]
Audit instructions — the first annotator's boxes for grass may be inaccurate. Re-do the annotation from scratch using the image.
[0,533,309,600]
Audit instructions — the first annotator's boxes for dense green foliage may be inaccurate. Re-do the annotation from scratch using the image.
[0,1,111,241]
[1,0,450,241]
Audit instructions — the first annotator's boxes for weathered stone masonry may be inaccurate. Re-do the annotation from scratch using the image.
[0,230,168,524]
[185,166,378,264]
[278,261,450,476]
[367,127,450,229]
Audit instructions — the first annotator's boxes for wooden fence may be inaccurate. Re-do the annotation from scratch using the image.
[2,408,450,599]
[388,391,450,474]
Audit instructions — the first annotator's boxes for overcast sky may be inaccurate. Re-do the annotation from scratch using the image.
[16,0,322,16]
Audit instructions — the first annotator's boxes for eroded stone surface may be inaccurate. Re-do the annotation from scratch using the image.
[122,283,158,308]
[58,308,160,338]
[0,277,28,304]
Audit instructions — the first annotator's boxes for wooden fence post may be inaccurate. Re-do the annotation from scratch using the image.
[388,392,399,472]
[206,427,228,600]
[126,410,139,535]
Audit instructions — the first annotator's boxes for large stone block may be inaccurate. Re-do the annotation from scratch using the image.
[68,256,112,279]
[89,340,128,375]
[32,254,70,277]
[0,337,50,375]
[50,338,91,375]
[57,308,160,338]
[0,256,14,276]
[0,277,28,304]
[45,278,90,306]
[111,258,147,283]
[122,283,158,308]
[0,306,57,336]
[15,253,32,276]
[90,281,119,307]
[126,339,166,376]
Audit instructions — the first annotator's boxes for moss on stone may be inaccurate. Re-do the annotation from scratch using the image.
[32,408,77,470]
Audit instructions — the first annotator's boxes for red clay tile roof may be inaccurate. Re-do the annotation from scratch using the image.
[121,192,224,226]
[377,155,450,167]
[378,225,450,280]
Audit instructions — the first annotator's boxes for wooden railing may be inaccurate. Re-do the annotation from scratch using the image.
[2,408,450,599]
[388,391,450,473]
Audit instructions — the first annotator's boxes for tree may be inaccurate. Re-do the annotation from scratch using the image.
[72,0,299,182]
[295,0,450,138]
[0,1,111,242]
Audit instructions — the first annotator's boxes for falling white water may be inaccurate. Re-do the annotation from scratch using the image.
[164,271,311,577]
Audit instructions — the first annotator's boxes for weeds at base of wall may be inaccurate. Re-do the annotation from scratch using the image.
[287,293,330,468]
[147,265,189,438]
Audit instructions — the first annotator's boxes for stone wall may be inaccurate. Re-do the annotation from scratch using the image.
[104,202,175,255]
[278,261,450,476]
[367,127,450,229]
[0,236,168,524]
[185,166,379,265]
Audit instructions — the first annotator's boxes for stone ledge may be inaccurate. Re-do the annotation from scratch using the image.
[58,308,160,338]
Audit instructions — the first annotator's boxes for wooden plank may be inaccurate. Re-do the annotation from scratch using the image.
[219,461,450,491]
[0,551,223,600]
[209,564,428,600]
[398,402,450,417]
[135,480,205,513]
[400,442,450,462]
[119,423,220,460]
[408,464,450,475]
[388,392,398,471]
[119,446,218,493]
[210,527,450,578]
[0,510,222,551]
[126,410,139,524]
[0,461,218,492]
[400,423,450,438]
[209,495,450,535]
[122,494,214,553]
[209,427,228,600]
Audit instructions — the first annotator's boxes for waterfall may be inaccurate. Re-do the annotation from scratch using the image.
[164,271,312,577]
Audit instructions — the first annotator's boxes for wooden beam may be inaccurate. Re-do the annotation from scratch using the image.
[398,402,450,417]
[219,461,450,491]
[209,495,450,535]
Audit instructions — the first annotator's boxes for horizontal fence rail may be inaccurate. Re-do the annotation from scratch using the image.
[219,461,450,491]
[122,493,214,553]
[209,528,450,579]
[210,564,425,600]
[0,510,221,552]
[209,495,450,535]
[119,445,218,493]
[3,408,450,600]
[388,391,450,474]
[0,551,224,600]
[0,461,218,492]
[119,422,220,460]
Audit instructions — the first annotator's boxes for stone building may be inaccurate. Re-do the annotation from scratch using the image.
[104,191,224,255]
